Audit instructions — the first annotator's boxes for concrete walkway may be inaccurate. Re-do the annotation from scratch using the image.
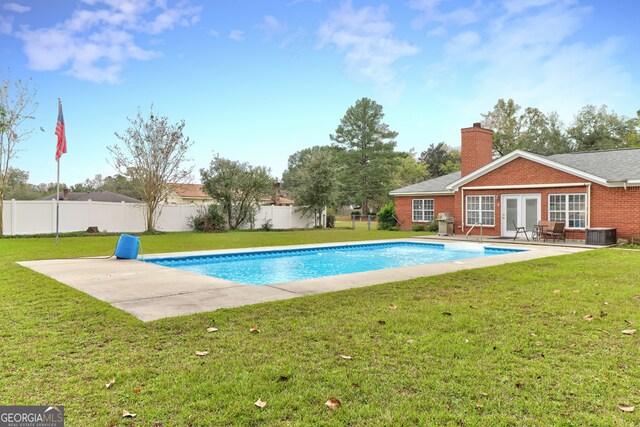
[18,238,590,322]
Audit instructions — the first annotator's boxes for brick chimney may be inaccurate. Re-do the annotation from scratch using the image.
[461,122,493,177]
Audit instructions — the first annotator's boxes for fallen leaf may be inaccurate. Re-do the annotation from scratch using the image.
[515,383,523,389]
[464,339,469,343]
[254,398,267,409]
[133,388,141,393]
[250,325,260,333]
[618,404,635,413]
[340,355,353,360]
[278,375,289,382]
[600,310,607,317]
[583,314,594,321]
[352,383,360,388]
[106,377,115,389]
[553,290,560,294]
[406,339,416,344]
[632,295,640,300]
[195,351,209,356]
[621,329,636,335]
[442,312,452,316]
[206,327,219,333]
[530,333,537,337]
[475,403,484,409]
[624,320,633,326]
[122,410,136,418]
[325,398,341,410]
[480,392,489,397]
[603,301,609,305]
[377,320,386,325]
[389,304,397,310]
[469,305,479,309]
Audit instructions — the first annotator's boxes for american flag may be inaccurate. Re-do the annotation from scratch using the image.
[55,100,67,161]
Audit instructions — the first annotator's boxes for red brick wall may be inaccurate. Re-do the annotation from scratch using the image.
[395,195,455,230]
[461,124,493,177]
[465,157,585,186]
[590,184,640,240]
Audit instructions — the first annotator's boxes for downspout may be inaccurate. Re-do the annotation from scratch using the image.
[460,187,464,233]
[586,182,591,229]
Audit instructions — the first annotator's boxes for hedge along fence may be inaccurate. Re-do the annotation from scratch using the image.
[1,200,320,236]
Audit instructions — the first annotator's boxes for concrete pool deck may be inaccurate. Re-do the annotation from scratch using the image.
[18,238,590,322]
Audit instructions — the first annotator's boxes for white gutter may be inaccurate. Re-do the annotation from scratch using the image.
[389,191,454,196]
[462,182,590,190]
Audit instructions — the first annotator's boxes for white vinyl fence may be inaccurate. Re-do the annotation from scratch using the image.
[1,200,320,236]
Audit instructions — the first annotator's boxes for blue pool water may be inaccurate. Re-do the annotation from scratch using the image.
[144,241,524,285]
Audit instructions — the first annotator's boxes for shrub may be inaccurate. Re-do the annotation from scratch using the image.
[326,214,335,228]
[189,204,226,232]
[377,203,397,230]
[260,219,273,231]
[411,223,426,232]
[427,220,439,232]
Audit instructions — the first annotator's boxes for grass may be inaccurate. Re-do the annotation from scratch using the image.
[1,230,639,426]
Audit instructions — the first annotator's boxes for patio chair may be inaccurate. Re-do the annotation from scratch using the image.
[512,220,529,241]
[543,221,565,242]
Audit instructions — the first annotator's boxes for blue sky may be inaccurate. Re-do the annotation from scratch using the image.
[1,0,639,186]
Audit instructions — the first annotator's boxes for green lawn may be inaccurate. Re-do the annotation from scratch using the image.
[1,230,639,426]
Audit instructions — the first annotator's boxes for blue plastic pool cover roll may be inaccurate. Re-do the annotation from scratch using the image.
[115,234,140,259]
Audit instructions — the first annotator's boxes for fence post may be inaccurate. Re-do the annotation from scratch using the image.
[88,199,93,230]
[121,201,126,232]
[10,199,17,236]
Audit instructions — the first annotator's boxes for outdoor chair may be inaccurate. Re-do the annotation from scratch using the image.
[512,220,529,241]
[543,221,565,242]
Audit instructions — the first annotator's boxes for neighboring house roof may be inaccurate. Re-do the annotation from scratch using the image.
[167,183,209,199]
[390,171,461,195]
[38,191,142,203]
[391,148,640,196]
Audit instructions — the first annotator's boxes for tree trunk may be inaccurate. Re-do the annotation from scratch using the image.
[146,204,154,232]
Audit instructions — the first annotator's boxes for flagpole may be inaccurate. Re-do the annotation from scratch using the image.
[56,157,60,245]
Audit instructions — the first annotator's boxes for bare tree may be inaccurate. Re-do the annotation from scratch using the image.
[0,71,38,235]
[108,106,193,231]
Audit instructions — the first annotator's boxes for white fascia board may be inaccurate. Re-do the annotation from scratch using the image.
[447,150,609,190]
[607,179,640,187]
[389,191,454,196]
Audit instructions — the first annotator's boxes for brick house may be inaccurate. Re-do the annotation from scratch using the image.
[390,123,640,241]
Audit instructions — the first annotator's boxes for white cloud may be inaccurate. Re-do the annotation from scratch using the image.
[228,29,245,41]
[255,15,287,40]
[12,0,200,84]
[318,1,419,100]
[0,15,13,35]
[408,0,480,30]
[423,0,634,125]
[3,3,30,13]
[208,29,219,38]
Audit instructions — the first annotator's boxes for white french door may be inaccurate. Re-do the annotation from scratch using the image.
[501,194,541,238]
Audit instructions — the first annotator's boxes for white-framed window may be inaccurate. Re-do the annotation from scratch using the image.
[549,193,586,228]
[412,199,434,222]
[466,195,495,226]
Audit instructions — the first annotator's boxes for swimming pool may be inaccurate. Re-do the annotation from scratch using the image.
[144,241,524,285]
